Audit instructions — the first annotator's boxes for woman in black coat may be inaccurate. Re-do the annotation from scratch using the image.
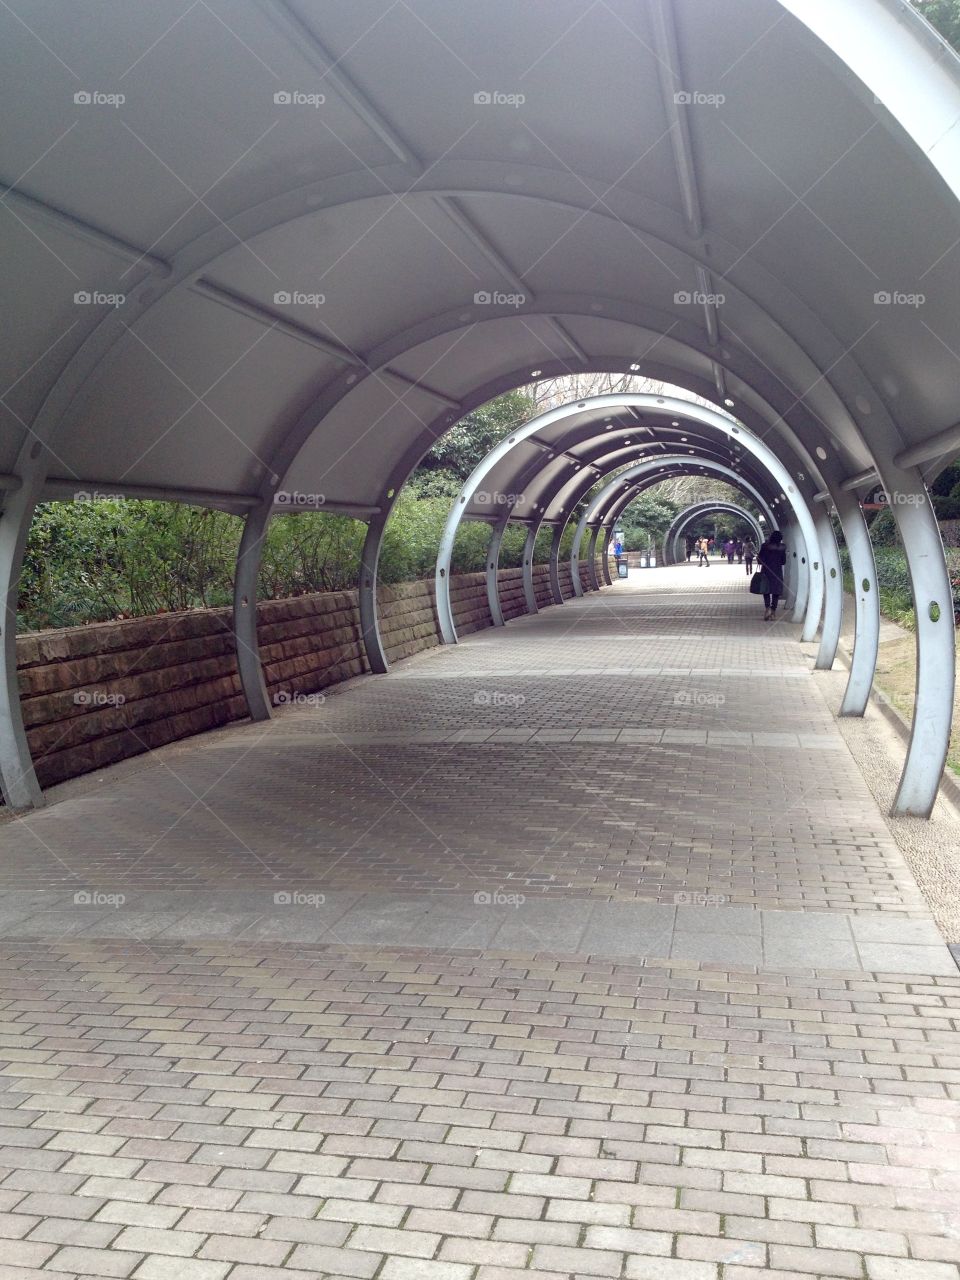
[757,531,787,620]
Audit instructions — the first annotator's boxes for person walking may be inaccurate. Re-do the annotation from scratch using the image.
[725,539,735,564]
[735,539,744,563]
[743,539,756,574]
[697,536,710,567]
[757,531,787,620]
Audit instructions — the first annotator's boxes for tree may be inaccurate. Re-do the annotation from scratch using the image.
[910,0,960,49]
[413,388,535,489]
[931,461,960,497]
[616,492,678,550]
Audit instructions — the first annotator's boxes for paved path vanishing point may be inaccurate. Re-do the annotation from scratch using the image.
[0,563,958,1280]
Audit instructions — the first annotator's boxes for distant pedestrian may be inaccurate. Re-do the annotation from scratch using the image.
[697,536,710,567]
[743,539,756,574]
[757,531,787,620]
[735,539,744,563]
[725,539,735,564]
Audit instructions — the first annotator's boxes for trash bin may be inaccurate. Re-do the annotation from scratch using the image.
[617,562,629,578]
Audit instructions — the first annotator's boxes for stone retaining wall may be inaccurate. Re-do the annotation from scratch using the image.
[16,563,603,790]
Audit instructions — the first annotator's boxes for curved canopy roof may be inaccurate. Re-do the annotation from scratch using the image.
[3,0,960,518]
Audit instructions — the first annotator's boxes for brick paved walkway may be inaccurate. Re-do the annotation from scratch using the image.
[0,564,958,1278]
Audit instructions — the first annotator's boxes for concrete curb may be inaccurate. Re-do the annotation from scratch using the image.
[834,637,960,813]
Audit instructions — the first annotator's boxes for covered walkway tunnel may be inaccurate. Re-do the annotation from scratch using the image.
[1,0,958,819]
[3,6,960,1275]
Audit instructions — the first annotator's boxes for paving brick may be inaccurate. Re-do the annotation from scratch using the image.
[132,1259,230,1280]
[112,1223,206,1256]
[625,1261,718,1280]
[769,1243,866,1276]
[379,1259,474,1280]
[532,1244,624,1276]
[866,1260,960,1280]
[51,1245,143,1276]
[287,1243,383,1277]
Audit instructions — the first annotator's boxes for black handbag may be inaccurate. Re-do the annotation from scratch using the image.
[749,571,768,595]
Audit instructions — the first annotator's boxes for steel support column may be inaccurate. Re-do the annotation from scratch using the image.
[485,513,510,627]
[359,510,390,674]
[600,524,615,585]
[548,525,565,605]
[883,473,955,816]
[521,525,539,615]
[834,490,880,717]
[569,511,590,599]
[0,487,43,810]
[586,526,602,591]
[813,506,843,670]
[233,502,273,722]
